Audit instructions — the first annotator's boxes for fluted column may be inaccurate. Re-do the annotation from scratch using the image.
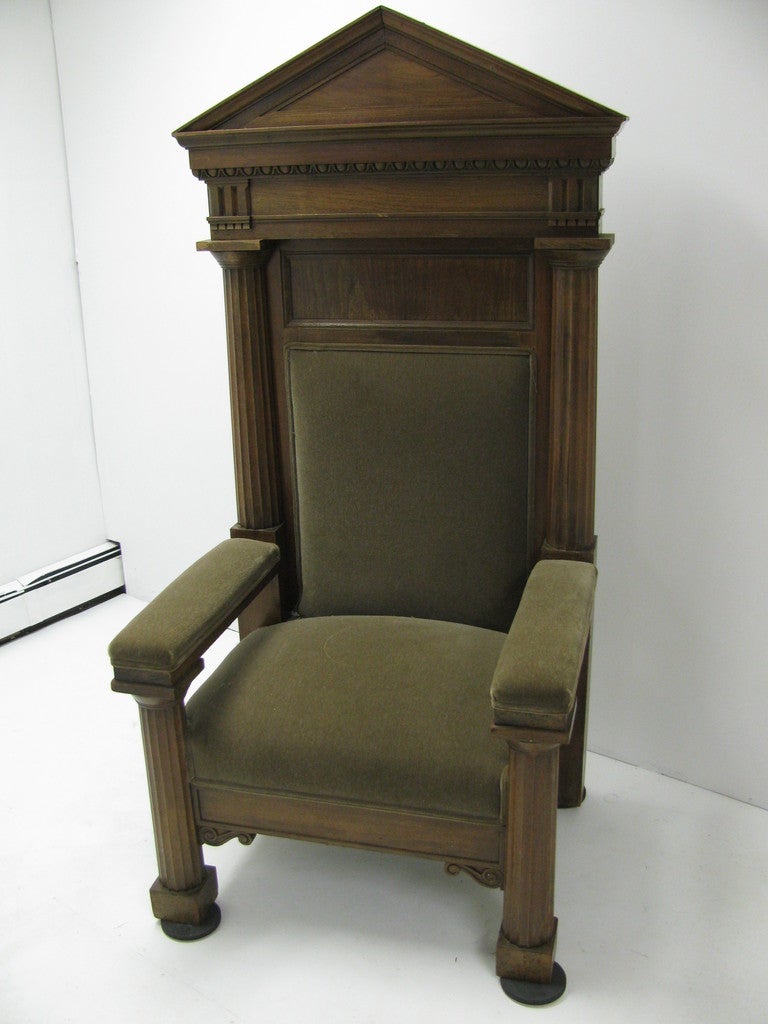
[138,698,203,891]
[495,733,563,990]
[537,237,612,561]
[537,237,611,809]
[210,246,281,533]
[137,694,218,927]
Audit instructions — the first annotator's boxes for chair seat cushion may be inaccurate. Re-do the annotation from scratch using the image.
[186,616,508,822]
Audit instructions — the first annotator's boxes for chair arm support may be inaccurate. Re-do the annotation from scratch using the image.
[490,560,597,731]
[109,539,279,688]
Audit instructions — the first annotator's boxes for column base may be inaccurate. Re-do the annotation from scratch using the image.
[496,921,565,1003]
[149,865,218,928]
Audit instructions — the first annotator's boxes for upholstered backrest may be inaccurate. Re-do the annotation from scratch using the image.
[286,343,534,632]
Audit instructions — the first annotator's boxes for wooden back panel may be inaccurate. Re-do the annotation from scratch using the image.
[266,239,548,621]
[178,11,624,621]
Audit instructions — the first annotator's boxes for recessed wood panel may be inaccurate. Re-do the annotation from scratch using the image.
[285,251,533,327]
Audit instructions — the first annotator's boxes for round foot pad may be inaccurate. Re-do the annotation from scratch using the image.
[161,902,221,941]
[500,962,566,1006]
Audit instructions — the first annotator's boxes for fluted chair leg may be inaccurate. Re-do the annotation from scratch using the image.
[497,738,566,1005]
[137,696,220,939]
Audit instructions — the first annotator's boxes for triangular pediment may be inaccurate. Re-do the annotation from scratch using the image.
[177,7,625,135]
[254,48,518,126]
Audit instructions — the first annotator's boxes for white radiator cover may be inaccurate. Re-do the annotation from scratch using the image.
[0,542,124,643]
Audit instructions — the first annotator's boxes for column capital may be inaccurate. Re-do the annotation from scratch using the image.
[535,236,614,269]
[196,239,275,270]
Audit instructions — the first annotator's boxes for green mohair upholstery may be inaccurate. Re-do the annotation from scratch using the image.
[186,616,508,822]
[108,539,279,673]
[491,560,597,730]
[286,344,534,632]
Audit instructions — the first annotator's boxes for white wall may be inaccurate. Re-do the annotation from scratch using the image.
[0,0,106,582]
[49,0,768,807]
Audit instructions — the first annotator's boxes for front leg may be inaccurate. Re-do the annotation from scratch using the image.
[137,694,219,939]
[495,730,566,1005]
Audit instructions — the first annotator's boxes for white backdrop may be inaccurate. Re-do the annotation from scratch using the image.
[45,0,768,807]
[0,0,106,581]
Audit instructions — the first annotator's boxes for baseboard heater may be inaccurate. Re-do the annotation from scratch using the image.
[0,541,125,644]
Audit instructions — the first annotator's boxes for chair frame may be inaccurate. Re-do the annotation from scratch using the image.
[112,551,584,977]
[112,8,624,1003]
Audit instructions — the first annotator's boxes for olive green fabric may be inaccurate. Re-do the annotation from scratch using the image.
[286,344,534,632]
[109,539,279,673]
[491,560,597,730]
[186,615,508,822]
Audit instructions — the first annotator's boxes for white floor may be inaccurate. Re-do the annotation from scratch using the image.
[1,595,767,1024]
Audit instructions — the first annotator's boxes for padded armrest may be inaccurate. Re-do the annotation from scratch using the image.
[109,538,279,679]
[490,560,596,731]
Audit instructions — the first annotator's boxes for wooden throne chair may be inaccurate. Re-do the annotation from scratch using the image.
[109,9,625,1005]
